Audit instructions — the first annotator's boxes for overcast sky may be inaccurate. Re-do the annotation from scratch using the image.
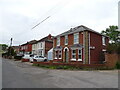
[0,0,119,46]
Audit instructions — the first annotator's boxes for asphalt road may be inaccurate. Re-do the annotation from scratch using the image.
[2,58,118,88]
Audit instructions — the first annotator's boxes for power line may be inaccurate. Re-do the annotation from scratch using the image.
[31,16,51,29]
[31,0,70,29]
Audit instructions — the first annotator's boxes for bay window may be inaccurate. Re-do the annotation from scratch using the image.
[72,49,76,59]
[78,49,82,61]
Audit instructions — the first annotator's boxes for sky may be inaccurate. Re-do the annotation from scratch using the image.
[0,0,119,46]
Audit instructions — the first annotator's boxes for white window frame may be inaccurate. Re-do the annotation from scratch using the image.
[54,50,57,59]
[58,50,62,59]
[71,49,76,61]
[74,33,79,44]
[78,49,82,61]
[40,43,42,48]
[102,36,106,45]
[65,35,68,45]
[57,37,60,46]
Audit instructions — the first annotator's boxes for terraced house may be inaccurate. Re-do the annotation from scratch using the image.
[53,25,109,64]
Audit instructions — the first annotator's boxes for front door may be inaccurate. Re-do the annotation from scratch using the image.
[65,49,68,62]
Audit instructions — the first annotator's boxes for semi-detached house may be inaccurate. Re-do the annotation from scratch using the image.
[53,25,109,64]
[32,34,53,57]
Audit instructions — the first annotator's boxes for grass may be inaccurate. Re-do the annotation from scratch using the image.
[32,63,115,70]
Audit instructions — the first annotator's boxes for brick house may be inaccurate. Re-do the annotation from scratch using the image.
[53,25,109,64]
[32,34,53,57]
[19,40,37,55]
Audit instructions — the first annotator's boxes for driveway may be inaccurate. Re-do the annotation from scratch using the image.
[2,58,118,88]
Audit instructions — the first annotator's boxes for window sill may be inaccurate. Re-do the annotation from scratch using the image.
[78,59,82,61]
[102,44,106,46]
[71,59,76,61]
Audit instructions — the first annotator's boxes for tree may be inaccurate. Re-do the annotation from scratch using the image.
[0,44,8,51]
[7,47,16,56]
[101,25,120,43]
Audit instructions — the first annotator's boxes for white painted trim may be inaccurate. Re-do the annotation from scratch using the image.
[102,49,106,52]
[88,33,90,64]
[78,59,82,61]
[65,35,68,45]
[54,57,57,59]
[74,33,79,44]
[102,36,106,46]
[57,37,60,46]
[83,31,85,64]
[63,47,69,51]
[78,49,82,61]
[71,59,76,61]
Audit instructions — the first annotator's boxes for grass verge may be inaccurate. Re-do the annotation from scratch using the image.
[32,63,115,70]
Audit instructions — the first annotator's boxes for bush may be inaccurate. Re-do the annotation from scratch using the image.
[107,43,120,54]
[14,56,22,60]
[115,62,120,69]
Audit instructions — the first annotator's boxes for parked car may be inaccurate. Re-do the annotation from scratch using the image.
[22,54,30,59]
[29,54,35,63]
[33,55,47,62]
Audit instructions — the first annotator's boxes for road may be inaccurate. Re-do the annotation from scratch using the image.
[2,58,118,88]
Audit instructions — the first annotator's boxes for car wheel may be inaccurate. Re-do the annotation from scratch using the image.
[44,59,47,62]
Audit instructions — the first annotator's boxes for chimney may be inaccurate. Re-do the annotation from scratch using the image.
[48,34,52,40]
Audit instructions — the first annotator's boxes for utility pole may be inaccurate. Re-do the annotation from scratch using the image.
[9,38,13,58]
[10,38,12,47]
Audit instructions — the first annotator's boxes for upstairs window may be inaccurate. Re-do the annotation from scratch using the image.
[65,35,68,45]
[57,37,60,46]
[102,36,106,45]
[74,33,79,44]
[40,43,42,48]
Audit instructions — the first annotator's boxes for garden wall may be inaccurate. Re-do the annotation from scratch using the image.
[105,53,120,68]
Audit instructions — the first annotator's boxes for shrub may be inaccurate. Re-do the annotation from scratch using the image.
[107,43,120,54]
[115,62,120,69]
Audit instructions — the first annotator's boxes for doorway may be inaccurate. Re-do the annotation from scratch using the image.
[65,48,68,62]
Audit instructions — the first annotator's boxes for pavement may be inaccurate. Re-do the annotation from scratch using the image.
[2,58,119,88]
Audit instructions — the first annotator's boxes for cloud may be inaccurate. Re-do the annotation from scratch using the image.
[0,0,119,45]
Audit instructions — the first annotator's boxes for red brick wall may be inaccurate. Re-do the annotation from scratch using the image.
[27,44,32,52]
[79,32,83,44]
[60,36,65,46]
[45,41,53,56]
[68,34,74,45]
[90,32,109,64]
[53,38,57,48]
[105,53,119,68]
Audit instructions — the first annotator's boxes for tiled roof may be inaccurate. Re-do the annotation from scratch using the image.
[55,25,108,38]
[70,44,83,49]
[54,46,62,50]
[21,40,37,46]
[37,34,53,43]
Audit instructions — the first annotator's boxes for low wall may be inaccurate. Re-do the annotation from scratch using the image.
[21,59,29,62]
[33,62,106,69]
[105,53,120,68]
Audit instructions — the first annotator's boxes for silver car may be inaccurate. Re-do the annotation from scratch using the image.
[31,55,47,62]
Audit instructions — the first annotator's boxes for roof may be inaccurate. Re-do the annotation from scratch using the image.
[37,34,54,43]
[21,40,37,46]
[70,44,83,49]
[55,25,109,38]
